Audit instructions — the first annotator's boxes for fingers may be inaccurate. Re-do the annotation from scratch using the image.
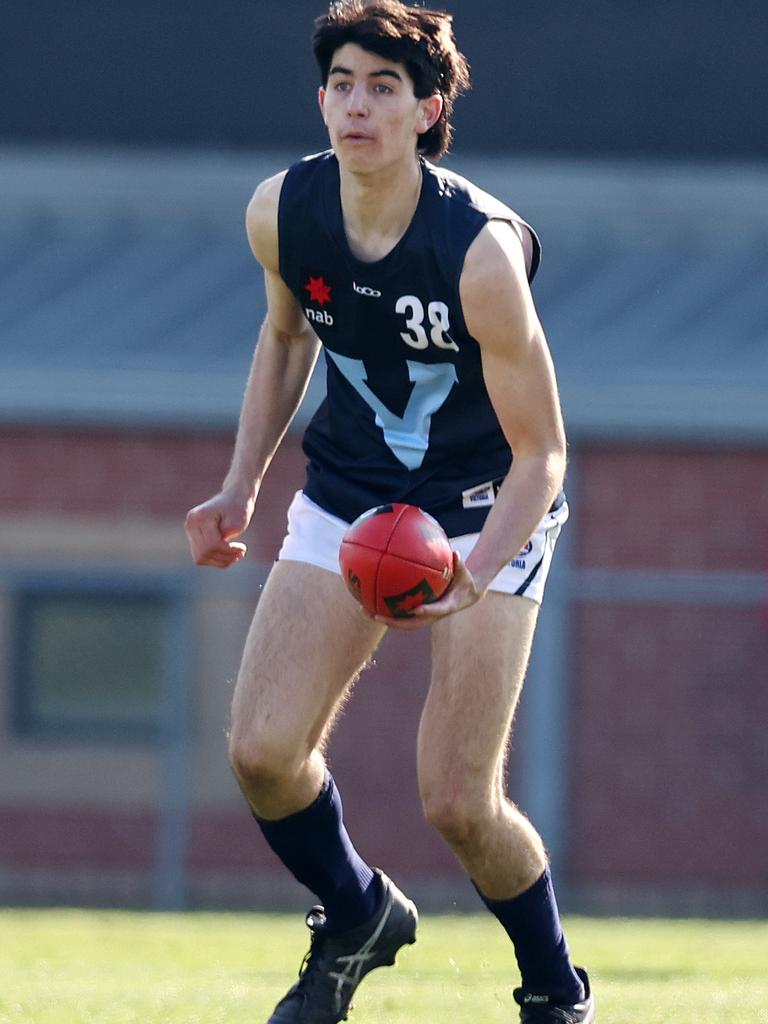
[200,541,249,569]
[372,592,458,629]
[372,551,481,629]
[185,503,248,569]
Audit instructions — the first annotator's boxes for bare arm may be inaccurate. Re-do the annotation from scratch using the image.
[224,174,321,499]
[185,172,321,568]
[386,219,566,623]
[459,219,566,592]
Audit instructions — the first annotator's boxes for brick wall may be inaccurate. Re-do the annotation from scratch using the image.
[573,445,768,572]
[0,424,306,559]
[568,444,768,895]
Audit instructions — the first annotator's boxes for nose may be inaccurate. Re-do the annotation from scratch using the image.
[346,82,369,117]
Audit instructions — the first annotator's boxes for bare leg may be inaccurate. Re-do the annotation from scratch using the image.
[228,559,387,819]
[418,593,586,1005]
[230,562,420,1021]
[417,592,544,898]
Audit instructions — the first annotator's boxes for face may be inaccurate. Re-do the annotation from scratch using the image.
[319,43,442,173]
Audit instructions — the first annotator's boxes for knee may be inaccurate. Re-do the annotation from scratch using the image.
[227,732,304,802]
[420,782,488,849]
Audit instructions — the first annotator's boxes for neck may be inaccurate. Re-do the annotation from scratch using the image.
[338,155,423,262]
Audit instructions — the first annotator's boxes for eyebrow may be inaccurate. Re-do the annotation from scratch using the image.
[328,64,403,82]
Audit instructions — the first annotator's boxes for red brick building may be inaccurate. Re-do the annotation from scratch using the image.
[1,150,766,914]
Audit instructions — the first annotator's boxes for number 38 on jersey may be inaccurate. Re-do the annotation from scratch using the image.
[395,295,459,352]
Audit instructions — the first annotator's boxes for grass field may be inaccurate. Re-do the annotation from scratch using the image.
[1,909,767,1023]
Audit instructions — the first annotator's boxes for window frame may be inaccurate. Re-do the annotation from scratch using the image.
[10,574,187,745]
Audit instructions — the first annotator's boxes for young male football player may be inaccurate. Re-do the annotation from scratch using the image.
[185,2,595,1021]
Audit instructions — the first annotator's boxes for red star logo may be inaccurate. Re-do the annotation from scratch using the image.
[304,275,333,306]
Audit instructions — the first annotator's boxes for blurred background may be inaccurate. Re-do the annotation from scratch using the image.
[1,1,766,917]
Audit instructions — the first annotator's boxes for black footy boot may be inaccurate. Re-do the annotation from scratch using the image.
[266,869,418,1024]
[513,967,596,1023]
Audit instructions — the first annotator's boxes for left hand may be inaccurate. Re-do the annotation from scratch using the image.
[373,552,483,630]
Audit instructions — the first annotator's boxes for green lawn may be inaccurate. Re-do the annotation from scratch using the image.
[1,910,766,1023]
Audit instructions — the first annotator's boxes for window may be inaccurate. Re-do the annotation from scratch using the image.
[13,588,171,741]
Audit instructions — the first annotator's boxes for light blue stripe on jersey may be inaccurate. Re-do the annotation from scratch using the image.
[326,350,458,470]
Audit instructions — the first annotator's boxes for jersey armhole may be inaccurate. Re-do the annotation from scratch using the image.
[276,168,293,283]
[488,215,537,281]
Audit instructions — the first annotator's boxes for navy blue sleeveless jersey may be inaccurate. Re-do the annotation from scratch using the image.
[278,150,543,536]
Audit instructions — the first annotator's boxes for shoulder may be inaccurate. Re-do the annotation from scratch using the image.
[463,219,528,285]
[245,170,288,272]
[246,169,288,230]
[460,221,537,351]
[247,151,336,271]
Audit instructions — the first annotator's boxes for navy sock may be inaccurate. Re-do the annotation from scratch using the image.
[255,774,378,933]
[474,868,584,1002]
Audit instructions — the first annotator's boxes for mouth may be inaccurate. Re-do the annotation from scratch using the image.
[342,132,374,142]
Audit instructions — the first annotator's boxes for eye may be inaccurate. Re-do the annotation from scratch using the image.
[374,83,393,94]
[334,81,351,92]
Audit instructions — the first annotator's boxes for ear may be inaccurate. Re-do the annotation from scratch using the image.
[318,85,327,124]
[417,93,443,136]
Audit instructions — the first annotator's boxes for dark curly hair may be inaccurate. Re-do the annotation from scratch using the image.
[313,0,471,159]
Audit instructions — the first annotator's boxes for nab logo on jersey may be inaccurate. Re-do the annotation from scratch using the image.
[304,273,335,326]
[306,307,335,325]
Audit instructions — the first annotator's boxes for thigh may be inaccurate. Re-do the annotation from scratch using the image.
[418,593,539,794]
[230,559,387,758]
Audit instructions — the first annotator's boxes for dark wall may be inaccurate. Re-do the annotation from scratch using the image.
[3,1,766,159]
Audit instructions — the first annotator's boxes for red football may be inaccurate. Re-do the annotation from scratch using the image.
[339,504,454,618]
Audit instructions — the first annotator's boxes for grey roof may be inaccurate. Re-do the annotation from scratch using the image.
[1,145,767,440]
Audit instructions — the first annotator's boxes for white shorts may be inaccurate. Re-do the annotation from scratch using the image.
[277,491,569,606]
